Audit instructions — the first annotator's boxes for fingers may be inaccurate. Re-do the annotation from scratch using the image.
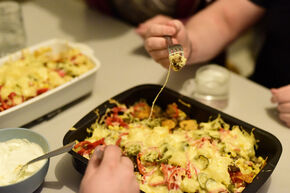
[145,37,167,52]
[85,146,104,177]
[277,103,290,113]
[135,23,148,38]
[279,113,290,127]
[276,103,290,128]
[121,156,134,171]
[271,85,290,128]
[101,145,122,168]
[144,36,170,68]
[166,19,183,33]
[146,23,176,38]
[271,85,290,103]
[136,15,174,38]
[149,49,169,61]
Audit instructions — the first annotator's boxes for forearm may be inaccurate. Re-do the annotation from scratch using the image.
[185,0,265,64]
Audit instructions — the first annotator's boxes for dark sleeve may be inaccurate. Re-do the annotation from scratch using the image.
[84,0,115,16]
[176,0,200,18]
[250,0,269,8]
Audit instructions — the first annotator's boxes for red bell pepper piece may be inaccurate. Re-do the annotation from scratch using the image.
[37,88,49,95]
[115,132,129,146]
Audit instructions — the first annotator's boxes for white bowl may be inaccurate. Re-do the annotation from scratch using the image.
[0,128,50,193]
[0,39,101,128]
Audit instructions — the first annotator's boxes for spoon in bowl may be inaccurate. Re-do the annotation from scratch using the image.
[15,141,76,179]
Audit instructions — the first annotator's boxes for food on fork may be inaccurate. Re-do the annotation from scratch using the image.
[73,100,266,193]
[169,52,187,71]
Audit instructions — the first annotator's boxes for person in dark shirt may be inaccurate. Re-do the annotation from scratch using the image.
[250,0,290,89]
[141,0,290,127]
[84,0,211,25]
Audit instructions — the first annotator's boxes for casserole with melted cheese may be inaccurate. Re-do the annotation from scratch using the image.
[0,46,94,112]
[73,100,265,193]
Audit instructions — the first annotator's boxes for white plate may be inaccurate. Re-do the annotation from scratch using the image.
[0,39,101,128]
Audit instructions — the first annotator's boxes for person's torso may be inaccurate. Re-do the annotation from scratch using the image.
[252,0,290,88]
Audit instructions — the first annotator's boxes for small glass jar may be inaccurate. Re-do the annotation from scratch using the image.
[194,64,231,109]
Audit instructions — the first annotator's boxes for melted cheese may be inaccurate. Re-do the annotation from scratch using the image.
[0,47,94,111]
[75,103,265,193]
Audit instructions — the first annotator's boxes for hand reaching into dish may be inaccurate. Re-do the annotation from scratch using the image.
[271,84,290,127]
[79,145,139,193]
[139,18,192,70]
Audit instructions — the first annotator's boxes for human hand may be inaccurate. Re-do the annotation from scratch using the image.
[79,145,139,193]
[135,14,173,39]
[141,19,192,69]
[271,84,290,127]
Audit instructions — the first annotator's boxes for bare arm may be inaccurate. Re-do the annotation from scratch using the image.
[142,0,265,69]
[186,0,265,64]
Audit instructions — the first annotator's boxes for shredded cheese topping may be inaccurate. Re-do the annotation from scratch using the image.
[73,100,266,193]
[0,46,94,112]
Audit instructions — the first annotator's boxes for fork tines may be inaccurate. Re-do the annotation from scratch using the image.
[168,44,184,56]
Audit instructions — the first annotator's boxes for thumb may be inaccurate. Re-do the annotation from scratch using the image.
[166,19,183,35]
[84,147,104,177]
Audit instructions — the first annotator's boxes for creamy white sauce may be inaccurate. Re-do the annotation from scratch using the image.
[0,138,45,186]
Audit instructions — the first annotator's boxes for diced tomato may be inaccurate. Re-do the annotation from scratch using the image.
[105,114,128,128]
[115,132,129,146]
[74,141,91,149]
[37,88,49,95]
[172,104,179,118]
[112,106,126,115]
[133,102,147,111]
[75,138,105,156]
[0,96,10,110]
[91,138,105,148]
[8,92,16,99]
[7,92,16,106]
[70,55,77,61]
[55,69,66,77]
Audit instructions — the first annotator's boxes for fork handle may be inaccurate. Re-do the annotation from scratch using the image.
[164,35,173,46]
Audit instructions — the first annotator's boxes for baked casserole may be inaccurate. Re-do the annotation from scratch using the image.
[73,99,266,193]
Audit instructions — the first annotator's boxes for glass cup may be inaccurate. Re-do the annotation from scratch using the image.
[0,1,26,57]
[193,64,230,109]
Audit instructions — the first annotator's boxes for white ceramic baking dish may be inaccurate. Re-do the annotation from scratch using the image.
[0,39,101,128]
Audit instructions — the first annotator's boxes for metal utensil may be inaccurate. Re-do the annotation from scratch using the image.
[164,35,185,71]
[16,141,76,177]
[164,35,184,56]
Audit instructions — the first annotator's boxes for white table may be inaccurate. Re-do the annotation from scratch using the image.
[21,0,290,192]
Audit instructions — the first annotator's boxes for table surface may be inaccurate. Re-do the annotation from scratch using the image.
[20,0,289,192]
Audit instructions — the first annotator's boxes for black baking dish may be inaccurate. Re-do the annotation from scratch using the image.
[63,84,282,193]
